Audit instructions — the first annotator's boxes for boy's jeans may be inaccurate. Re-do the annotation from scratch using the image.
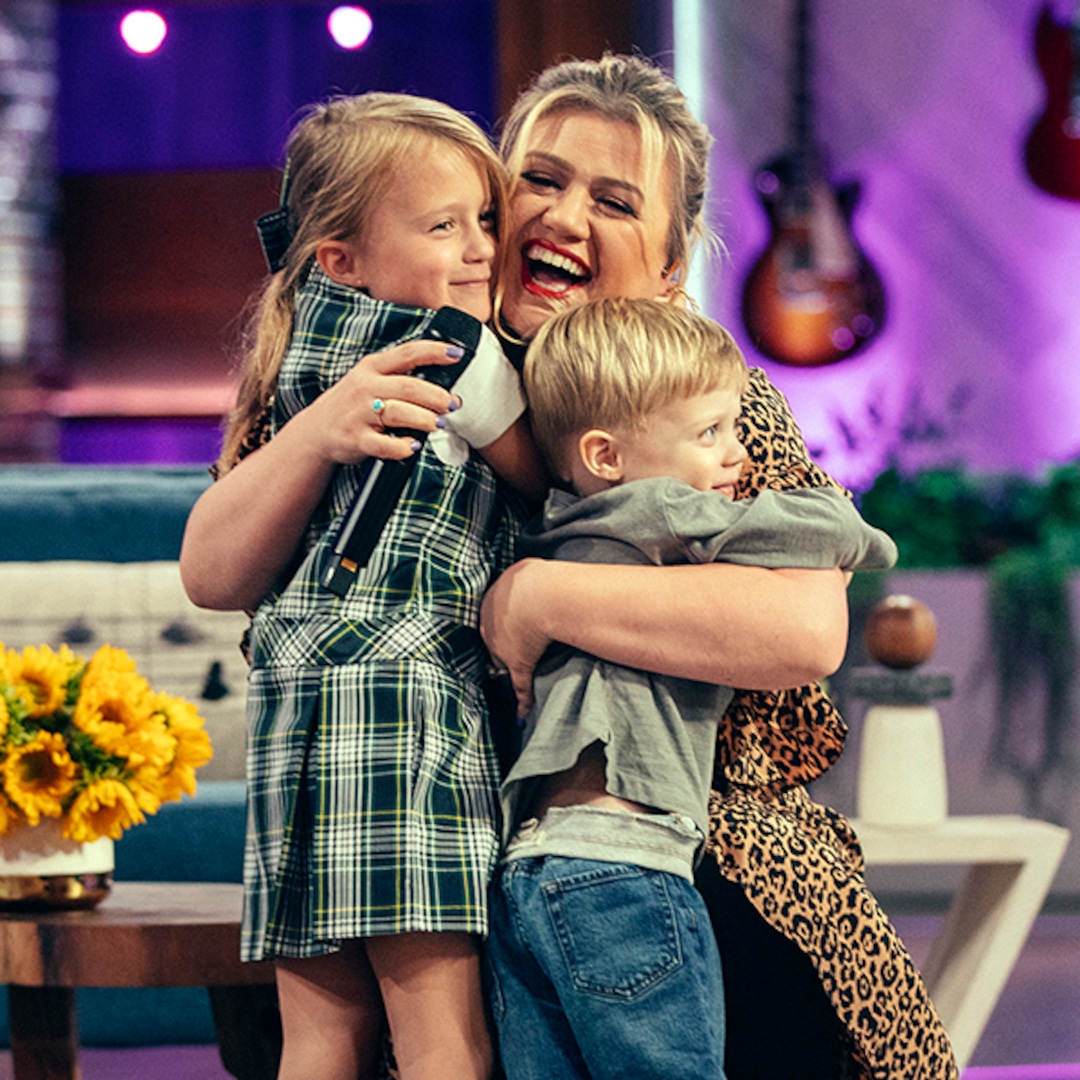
[487,855,726,1080]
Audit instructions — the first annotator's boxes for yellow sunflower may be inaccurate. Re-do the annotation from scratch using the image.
[152,693,214,802]
[2,730,78,825]
[73,668,175,770]
[127,765,165,816]
[0,792,19,837]
[84,644,138,679]
[64,778,146,842]
[0,642,213,841]
[5,644,75,720]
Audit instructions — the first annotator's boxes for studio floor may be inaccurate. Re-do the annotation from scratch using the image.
[1,914,1077,1080]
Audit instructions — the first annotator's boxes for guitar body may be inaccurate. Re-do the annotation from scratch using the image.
[1024,4,1080,202]
[741,154,886,367]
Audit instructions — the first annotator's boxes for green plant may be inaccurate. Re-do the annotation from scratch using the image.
[858,457,1080,819]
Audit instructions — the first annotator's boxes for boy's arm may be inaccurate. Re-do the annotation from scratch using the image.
[675,486,898,572]
[572,480,896,573]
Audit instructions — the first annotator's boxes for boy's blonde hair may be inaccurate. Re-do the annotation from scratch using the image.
[524,298,748,479]
[218,93,507,473]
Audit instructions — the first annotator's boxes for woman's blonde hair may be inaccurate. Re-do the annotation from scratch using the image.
[497,53,713,314]
[524,297,747,479]
[217,93,506,473]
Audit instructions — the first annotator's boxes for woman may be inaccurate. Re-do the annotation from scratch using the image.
[480,55,954,1080]
[181,54,956,1080]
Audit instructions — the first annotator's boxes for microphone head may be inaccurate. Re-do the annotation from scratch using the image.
[426,306,483,353]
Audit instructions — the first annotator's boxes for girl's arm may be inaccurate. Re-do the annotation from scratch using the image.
[180,414,333,611]
[480,559,848,715]
[444,330,550,499]
[180,339,465,611]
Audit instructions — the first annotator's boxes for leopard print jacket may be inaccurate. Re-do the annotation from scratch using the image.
[707,367,958,1079]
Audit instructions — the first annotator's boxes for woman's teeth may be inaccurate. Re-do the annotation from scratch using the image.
[526,244,588,290]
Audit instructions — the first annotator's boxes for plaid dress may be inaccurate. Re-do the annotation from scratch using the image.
[242,271,521,961]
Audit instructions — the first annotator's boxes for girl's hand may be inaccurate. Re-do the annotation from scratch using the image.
[480,559,554,717]
[297,338,466,466]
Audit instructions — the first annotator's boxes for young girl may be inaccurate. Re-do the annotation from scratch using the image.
[211,94,542,1080]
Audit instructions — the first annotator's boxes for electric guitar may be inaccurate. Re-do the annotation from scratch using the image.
[1024,2,1080,202]
[741,0,885,367]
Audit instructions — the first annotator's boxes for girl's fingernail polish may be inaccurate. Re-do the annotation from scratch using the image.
[448,396,461,412]
[446,345,465,358]
[435,416,447,429]
[410,439,422,452]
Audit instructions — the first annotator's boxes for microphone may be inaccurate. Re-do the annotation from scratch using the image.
[320,307,483,597]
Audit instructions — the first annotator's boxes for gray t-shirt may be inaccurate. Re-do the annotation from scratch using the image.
[500,479,898,849]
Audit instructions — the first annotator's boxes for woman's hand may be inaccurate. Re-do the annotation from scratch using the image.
[480,558,555,716]
[298,338,468,467]
[180,339,465,612]
[480,560,849,714]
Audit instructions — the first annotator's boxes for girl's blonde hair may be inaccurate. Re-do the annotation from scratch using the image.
[495,52,714,333]
[217,93,506,473]
[524,297,747,480]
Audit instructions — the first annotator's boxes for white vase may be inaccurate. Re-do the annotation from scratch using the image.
[0,816,114,909]
[857,703,949,827]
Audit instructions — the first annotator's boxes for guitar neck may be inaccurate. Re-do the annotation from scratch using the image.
[789,0,819,179]
[1072,5,1080,108]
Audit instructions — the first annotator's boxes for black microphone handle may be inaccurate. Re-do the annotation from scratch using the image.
[320,307,483,597]
[320,456,416,595]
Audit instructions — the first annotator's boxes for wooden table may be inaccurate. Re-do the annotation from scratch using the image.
[0,882,280,1080]
[852,814,1071,1070]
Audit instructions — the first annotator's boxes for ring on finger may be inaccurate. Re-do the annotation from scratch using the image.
[372,398,386,415]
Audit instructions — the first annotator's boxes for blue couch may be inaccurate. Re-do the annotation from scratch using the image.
[0,465,210,563]
[0,466,258,1047]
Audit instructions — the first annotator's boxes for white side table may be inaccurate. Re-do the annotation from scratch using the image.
[851,815,1070,1071]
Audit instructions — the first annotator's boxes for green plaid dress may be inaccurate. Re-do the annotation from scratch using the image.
[242,270,521,961]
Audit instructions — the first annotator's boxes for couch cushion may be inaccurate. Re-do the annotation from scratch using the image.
[0,466,210,562]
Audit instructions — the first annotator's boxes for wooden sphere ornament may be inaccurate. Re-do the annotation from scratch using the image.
[864,594,937,670]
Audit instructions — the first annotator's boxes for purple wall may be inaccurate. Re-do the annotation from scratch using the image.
[699,0,1080,489]
[54,1,497,465]
[58,1,498,174]
[55,2,1080,481]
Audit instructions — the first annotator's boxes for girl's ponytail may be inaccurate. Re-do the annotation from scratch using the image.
[215,272,295,474]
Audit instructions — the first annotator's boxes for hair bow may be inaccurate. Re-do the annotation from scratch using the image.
[254,160,294,273]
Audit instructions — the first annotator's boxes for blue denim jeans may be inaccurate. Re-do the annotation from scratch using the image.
[487,856,726,1079]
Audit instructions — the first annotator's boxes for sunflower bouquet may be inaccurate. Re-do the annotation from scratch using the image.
[0,642,213,844]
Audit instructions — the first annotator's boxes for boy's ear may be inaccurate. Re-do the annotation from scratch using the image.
[578,429,624,482]
[316,240,365,286]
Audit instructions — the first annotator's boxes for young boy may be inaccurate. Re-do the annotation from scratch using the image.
[486,297,897,1080]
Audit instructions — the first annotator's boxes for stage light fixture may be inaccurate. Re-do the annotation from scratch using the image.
[328,6,373,50]
[119,10,167,55]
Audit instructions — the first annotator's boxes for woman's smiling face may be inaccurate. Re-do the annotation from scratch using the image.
[500,111,674,339]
